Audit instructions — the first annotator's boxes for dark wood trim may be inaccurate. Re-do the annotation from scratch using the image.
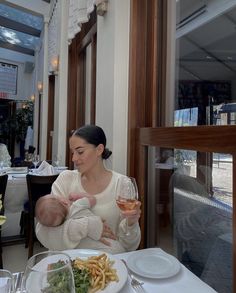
[76,51,86,125]
[77,24,97,53]
[156,0,167,126]
[90,34,97,124]
[128,0,148,248]
[37,94,41,154]
[128,0,167,248]
[46,75,55,160]
[67,42,78,169]
[234,154,236,293]
[139,125,236,153]
[66,10,97,169]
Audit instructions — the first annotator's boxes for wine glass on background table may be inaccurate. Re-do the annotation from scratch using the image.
[115,176,139,236]
[0,161,4,172]
[32,154,40,169]
[21,251,75,293]
[53,155,61,170]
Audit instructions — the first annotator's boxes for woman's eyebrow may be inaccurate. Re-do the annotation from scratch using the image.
[75,146,85,150]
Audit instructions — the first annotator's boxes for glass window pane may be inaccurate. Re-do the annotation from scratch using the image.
[0,26,40,50]
[0,3,43,51]
[0,4,43,30]
[147,146,232,293]
[175,0,236,126]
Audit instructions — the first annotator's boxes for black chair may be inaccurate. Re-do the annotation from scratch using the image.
[0,174,8,268]
[25,174,59,258]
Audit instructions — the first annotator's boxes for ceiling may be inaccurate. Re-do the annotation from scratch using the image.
[0,1,48,56]
[176,1,236,82]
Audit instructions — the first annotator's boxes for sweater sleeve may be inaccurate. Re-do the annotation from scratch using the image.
[118,218,141,251]
[35,215,103,250]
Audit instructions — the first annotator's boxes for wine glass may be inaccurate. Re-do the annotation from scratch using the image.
[53,155,61,170]
[0,161,4,172]
[21,251,75,293]
[32,154,40,169]
[0,269,14,293]
[115,176,139,236]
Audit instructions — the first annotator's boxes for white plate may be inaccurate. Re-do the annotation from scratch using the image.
[127,248,181,279]
[64,249,128,293]
[25,249,127,293]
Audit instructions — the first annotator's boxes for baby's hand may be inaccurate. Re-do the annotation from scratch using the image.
[69,193,96,207]
[69,193,88,201]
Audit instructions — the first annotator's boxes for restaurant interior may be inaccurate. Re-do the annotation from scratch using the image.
[0,0,235,292]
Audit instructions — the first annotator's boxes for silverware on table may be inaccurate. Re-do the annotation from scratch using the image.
[121,259,145,292]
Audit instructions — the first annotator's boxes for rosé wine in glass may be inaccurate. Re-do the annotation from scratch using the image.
[115,177,139,235]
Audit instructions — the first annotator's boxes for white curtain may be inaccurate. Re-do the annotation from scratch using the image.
[68,0,96,42]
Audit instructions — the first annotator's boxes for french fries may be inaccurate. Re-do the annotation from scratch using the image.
[73,253,119,292]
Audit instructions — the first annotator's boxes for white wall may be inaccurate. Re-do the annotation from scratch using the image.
[96,0,130,175]
[36,0,130,170]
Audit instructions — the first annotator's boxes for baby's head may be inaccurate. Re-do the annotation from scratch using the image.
[35,194,68,227]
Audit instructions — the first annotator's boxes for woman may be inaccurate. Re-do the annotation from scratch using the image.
[36,125,141,253]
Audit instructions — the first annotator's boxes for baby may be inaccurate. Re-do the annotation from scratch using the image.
[35,193,95,227]
[35,193,125,254]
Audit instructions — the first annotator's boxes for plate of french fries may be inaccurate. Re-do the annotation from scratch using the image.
[65,249,128,293]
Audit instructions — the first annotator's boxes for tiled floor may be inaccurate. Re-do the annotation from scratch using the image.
[2,242,47,273]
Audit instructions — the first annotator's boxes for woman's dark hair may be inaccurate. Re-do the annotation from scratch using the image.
[73,125,112,160]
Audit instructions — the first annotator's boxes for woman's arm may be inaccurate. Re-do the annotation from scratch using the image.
[36,214,103,250]
[118,219,141,251]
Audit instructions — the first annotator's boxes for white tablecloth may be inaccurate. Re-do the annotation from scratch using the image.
[3,175,28,237]
[117,248,217,293]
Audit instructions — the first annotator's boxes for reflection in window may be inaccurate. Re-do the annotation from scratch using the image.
[147,146,232,292]
[175,0,236,126]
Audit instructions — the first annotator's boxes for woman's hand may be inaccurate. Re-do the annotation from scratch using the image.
[121,200,141,226]
[100,220,116,246]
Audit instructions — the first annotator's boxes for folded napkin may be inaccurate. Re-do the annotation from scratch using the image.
[35,161,55,175]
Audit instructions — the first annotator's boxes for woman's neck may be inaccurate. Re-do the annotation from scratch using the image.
[80,162,112,195]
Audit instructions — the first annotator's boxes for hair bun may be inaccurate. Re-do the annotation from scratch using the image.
[102,148,112,160]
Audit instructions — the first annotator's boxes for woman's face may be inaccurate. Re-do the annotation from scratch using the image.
[69,135,104,173]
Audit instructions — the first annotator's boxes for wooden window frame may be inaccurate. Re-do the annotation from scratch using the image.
[129,1,236,291]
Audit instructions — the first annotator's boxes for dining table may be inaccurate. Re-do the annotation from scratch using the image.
[12,247,217,293]
[116,248,217,293]
[2,165,68,238]
[3,172,28,237]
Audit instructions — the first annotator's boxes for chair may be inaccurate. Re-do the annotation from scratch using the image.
[0,174,8,268]
[25,174,59,258]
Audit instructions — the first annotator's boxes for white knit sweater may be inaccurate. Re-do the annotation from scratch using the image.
[36,170,141,254]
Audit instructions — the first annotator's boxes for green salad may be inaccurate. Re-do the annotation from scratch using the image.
[73,267,91,293]
[42,260,91,293]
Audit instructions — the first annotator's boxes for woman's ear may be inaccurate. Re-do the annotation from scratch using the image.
[96,144,104,156]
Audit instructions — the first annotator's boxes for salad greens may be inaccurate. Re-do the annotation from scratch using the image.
[42,260,91,293]
[73,267,91,293]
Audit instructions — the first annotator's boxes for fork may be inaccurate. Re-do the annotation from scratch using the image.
[121,259,145,292]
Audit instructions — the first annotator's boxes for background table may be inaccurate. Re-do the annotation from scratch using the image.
[3,174,28,237]
[117,248,217,293]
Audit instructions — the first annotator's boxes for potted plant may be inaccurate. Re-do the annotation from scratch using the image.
[1,101,34,159]
[15,102,34,143]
